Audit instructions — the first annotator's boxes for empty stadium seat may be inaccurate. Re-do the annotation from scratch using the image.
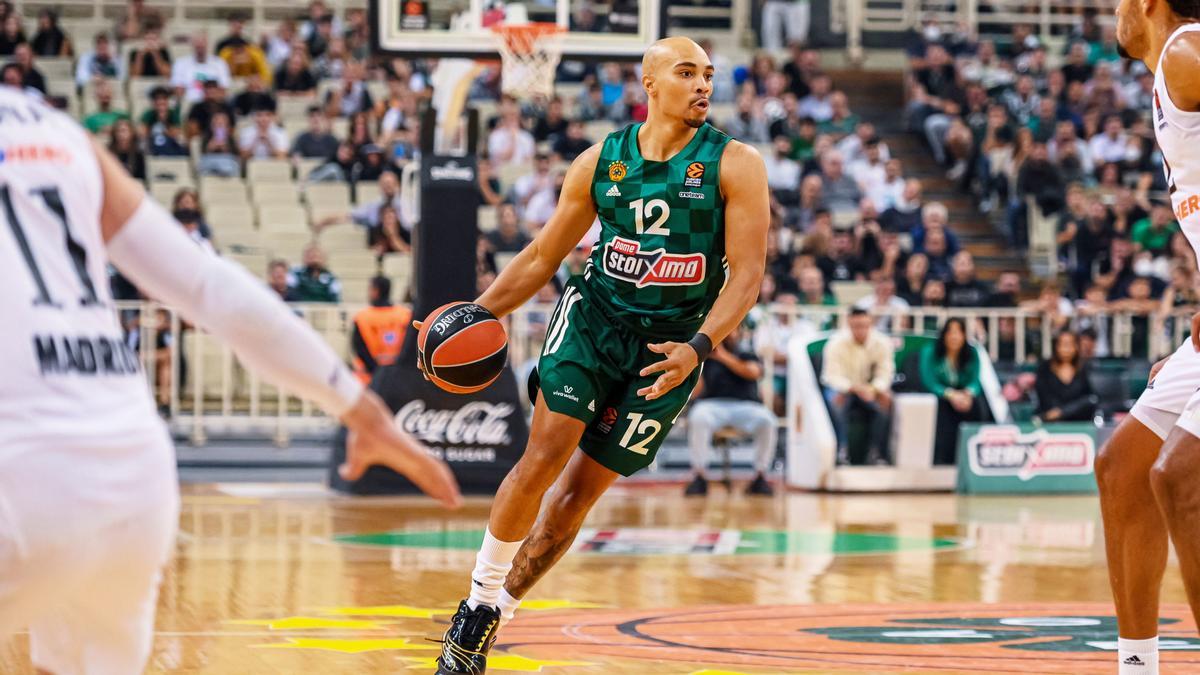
[327,252,378,280]
[200,176,248,202]
[264,232,315,261]
[278,95,318,121]
[206,205,257,231]
[317,223,366,250]
[218,228,264,253]
[478,205,498,232]
[256,205,309,232]
[305,183,352,210]
[250,182,301,206]
[226,252,269,278]
[147,157,193,185]
[246,159,294,184]
[339,277,372,303]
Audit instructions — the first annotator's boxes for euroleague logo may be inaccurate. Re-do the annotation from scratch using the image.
[601,236,705,288]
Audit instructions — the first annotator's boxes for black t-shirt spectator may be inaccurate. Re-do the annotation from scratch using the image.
[915,63,959,100]
[129,48,171,77]
[22,68,45,94]
[275,66,317,93]
[1034,360,1096,421]
[1061,61,1094,85]
[781,62,812,99]
[945,279,991,307]
[880,206,922,233]
[553,134,591,160]
[896,277,924,306]
[699,347,761,402]
[31,28,67,57]
[486,229,530,254]
[292,131,339,159]
[532,117,568,143]
[0,33,26,56]
[233,91,277,118]
[187,100,236,135]
[818,254,865,284]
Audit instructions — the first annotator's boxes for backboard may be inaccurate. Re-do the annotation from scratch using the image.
[369,0,665,61]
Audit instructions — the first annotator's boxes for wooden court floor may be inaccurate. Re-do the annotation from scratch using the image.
[4,483,1200,674]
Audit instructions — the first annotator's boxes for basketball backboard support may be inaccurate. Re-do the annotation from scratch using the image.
[368,0,665,61]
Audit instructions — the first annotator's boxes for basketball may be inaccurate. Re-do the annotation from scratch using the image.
[417,302,508,394]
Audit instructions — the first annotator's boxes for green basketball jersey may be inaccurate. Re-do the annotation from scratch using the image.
[583,122,732,339]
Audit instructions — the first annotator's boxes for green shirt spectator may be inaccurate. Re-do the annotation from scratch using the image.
[83,109,129,134]
[288,245,342,303]
[919,340,982,398]
[1131,203,1180,255]
[920,318,985,465]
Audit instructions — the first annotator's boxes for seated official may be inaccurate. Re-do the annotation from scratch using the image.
[821,308,896,465]
[685,325,777,497]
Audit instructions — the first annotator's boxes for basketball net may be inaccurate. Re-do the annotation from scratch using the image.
[490,22,566,101]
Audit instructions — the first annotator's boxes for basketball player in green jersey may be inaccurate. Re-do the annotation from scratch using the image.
[434,37,769,674]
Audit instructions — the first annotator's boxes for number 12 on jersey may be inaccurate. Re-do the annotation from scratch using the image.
[3,185,101,308]
[629,198,671,236]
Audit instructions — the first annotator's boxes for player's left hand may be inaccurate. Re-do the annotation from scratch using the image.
[638,342,700,400]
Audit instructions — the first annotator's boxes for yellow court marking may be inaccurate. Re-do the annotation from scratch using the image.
[228,616,398,630]
[519,599,610,611]
[401,654,596,672]
[316,605,445,618]
[253,637,435,653]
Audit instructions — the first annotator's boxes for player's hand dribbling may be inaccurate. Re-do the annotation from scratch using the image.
[638,342,700,400]
[412,319,429,380]
[338,389,463,509]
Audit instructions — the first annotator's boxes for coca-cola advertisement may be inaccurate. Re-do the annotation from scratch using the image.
[330,132,527,495]
[329,362,528,495]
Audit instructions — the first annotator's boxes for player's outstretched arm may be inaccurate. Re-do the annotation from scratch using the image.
[91,138,462,509]
[474,143,602,319]
[638,141,769,400]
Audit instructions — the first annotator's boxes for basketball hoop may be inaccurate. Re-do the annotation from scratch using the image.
[490,22,566,101]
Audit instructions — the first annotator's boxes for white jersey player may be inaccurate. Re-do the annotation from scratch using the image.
[0,86,461,674]
[1100,3,1200,674]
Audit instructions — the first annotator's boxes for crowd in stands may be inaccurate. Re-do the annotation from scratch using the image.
[24,0,1188,464]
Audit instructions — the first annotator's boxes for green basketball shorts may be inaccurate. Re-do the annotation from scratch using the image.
[536,279,701,476]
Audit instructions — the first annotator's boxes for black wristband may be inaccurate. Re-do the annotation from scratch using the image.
[687,333,713,362]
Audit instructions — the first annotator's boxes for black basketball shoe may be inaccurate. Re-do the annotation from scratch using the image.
[434,600,501,674]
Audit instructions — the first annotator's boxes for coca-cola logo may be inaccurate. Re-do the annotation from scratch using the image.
[394,399,513,445]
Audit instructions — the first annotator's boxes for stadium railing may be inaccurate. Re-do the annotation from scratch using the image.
[836,0,1120,62]
[115,300,1189,446]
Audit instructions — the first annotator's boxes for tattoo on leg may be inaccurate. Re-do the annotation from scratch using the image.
[504,523,582,598]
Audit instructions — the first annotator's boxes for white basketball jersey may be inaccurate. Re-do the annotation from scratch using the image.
[1153,23,1200,260]
[0,87,161,452]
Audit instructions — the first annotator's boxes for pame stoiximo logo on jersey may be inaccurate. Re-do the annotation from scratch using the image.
[967,426,1094,481]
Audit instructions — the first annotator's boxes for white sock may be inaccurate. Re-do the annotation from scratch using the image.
[497,588,523,627]
[466,529,523,610]
[1118,636,1158,674]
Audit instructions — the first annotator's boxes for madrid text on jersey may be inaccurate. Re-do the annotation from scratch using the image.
[34,333,141,377]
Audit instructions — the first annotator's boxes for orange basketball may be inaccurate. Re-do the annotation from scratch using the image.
[417,302,508,394]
